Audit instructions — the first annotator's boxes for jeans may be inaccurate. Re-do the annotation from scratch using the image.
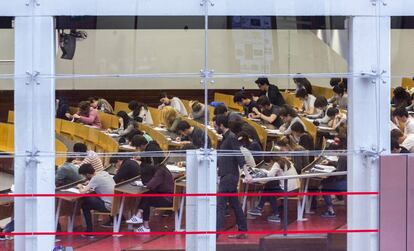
[257,184,283,215]
[321,179,347,207]
[216,174,247,231]
[138,197,172,221]
[81,197,109,232]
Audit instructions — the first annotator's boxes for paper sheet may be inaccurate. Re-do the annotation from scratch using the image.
[61,188,81,194]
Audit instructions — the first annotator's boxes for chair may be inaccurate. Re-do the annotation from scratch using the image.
[55,139,68,166]
[98,111,112,130]
[7,111,14,124]
[242,117,267,149]
[402,77,414,90]
[111,115,120,129]
[55,119,62,134]
[153,175,186,231]
[73,123,89,144]
[182,117,218,148]
[60,120,76,139]
[114,101,130,114]
[148,107,161,126]
[0,123,9,152]
[181,100,191,115]
[87,128,100,151]
[5,124,14,153]
[139,124,169,151]
[300,117,317,145]
[214,93,243,112]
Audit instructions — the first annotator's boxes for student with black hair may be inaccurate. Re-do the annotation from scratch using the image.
[254,77,286,107]
[214,104,243,122]
[279,105,306,135]
[392,107,414,135]
[77,163,115,234]
[252,95,283,128]
[391,138,410,153]
[233,91,259,117]
[329,78,347,91]
[329,85,348,110]
[158,92,188,116]
[110,155,140,183]
[176,120,211,148]
[108,111,138,137]
[290,122,314,151]
[293,77,313,95]
[276,136,309,173]
[73,142,104,173]
[55,157,83,187]
[391,129,414,153]
[88,96,114,114]
[307,96,329,122]
[295,88,317,115]
[214,115,249,239]
[128,100,153,124]
[392,87,412,108]
[238,131,263,165]
[326,107,347,130]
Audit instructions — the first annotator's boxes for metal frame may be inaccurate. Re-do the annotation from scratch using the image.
[0,0,405,250]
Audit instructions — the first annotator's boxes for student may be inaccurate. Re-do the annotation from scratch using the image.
[128,101,153,124]
[56,98,71,120]
[110,155,140,183]
[0,220,14,241]
[77,163,115,233]
[189,100,207,124]
[329,85,348,110]
[238,131,263,165]
[295,88,317,115]
[391,129,414,152]
[214,104,243,122]
[252,95,283,128]
[320,156,347,218]
[255,77,286,107]
[73,101,102,128]
[325,107,347,130]
[293,77,313,95]
[215,115,250,239]
[123,128,152,146]
[391,138,410,153]
[279,106,306,135]
[176,120,211,149]
[392,87,411,108]
[160,106,182,133]
[307,96,329,122]
[109,111,138,137]
[88,97,114,114]
[55,157,83,187]
[330,77,347,91]
[276,136,309,173]
[392,107,414,135]
[233,91,259,117]
[73,143,104,173]
[131,136,165,166]
[247,157,297,223]
[158,92,188,116]
[290,122,315,151]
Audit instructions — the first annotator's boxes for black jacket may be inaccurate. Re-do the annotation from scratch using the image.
[260,84,286,107]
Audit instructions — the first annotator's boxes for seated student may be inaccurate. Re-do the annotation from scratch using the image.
[295,88,317,115]
[391,129,414,152]
[238,131,263,165]
[290,122,315,151]
[328,85,348,110]
[320,156,347,218]
[0,220,14,241]
[56,98,71,120]
[247,157,298,223]
[77,163,115,233]
[176,120,211,149]
[160,106,182,133]
[109,111,138,137]
[276,136,309,173]
[55,157,83,187]
[293,77,313,95]
[122,128,152,146]
[330,77,347,91]
[128,101,153,124]
[307,96,329,121]
[392,87,411,108]
[72,101,102,128]
[158,92,188,116]
[279,105,306,135]
[254,77,286,107]
[88,97,114,114]
[252,95,283,128]
[391,138,410,153]
[392,107,414,135]
[233,91,259,117]
[325,107,347,130]
[110,155,140,183]
[214,104,260,144]
[131,135,151,152]
[72,143,104,173]
[189,100,207,124]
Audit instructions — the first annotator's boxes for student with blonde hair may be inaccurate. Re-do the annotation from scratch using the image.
[160,106,182,133]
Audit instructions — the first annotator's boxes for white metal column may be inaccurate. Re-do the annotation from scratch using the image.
[347,16,390,251]
[186,150,217,251]
[14,16,56,251]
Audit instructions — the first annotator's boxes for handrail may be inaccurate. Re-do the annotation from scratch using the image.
[251,171,347,183]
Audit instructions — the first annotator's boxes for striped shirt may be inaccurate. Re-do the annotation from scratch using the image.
[81,150,104,173]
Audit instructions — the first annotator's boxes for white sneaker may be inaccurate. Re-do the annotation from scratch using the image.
[126,215,143,224]
[134,225,150,233]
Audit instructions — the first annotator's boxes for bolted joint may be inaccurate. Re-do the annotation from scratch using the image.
[25,0,40,7]
[25,71,40,85]
[25,150,41,165]
[200,0,214,7]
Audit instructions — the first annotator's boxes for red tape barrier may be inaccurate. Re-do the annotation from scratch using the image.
[0,191,379,198]
[1,229,378,236]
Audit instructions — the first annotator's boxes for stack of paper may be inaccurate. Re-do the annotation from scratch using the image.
[266,129,282,135]
[61,188,81,194]
[311,164,336,173]
[154,127,167,132]
[166,165,186,173]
